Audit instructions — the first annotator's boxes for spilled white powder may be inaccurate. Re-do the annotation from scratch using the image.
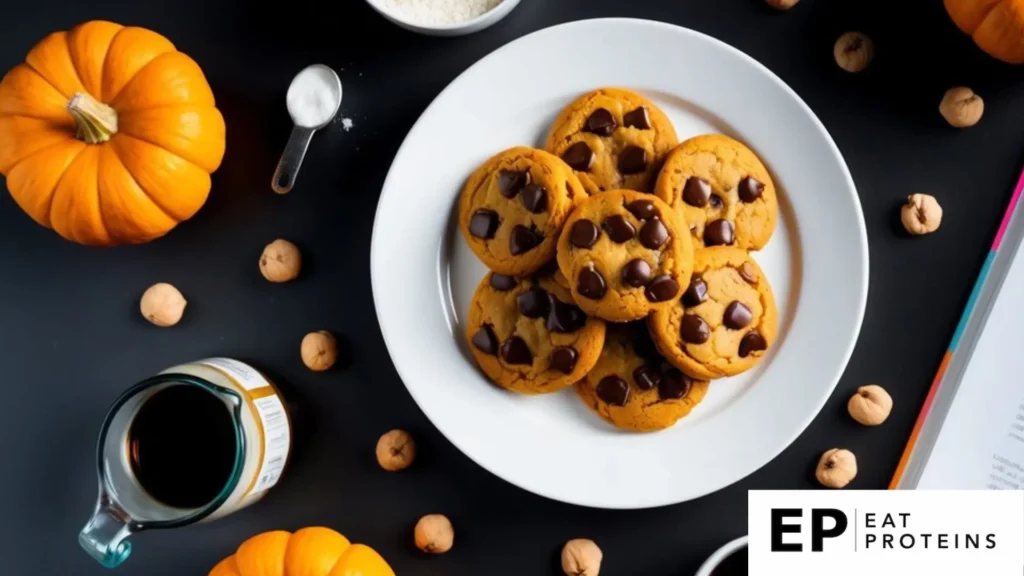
[287,66,340,128]
[382,0,503,25]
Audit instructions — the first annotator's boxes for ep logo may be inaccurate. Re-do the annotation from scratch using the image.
[771,508,847,552]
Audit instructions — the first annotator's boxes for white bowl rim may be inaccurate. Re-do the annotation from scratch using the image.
[694,535,748,576]
[365,0,518,31]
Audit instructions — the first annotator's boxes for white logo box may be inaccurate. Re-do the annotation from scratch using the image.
[749,490,1023,576]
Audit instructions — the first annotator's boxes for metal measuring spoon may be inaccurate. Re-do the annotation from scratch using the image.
[271,64,342,194]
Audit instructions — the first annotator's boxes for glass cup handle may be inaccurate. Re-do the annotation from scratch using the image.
[79,496,134,568]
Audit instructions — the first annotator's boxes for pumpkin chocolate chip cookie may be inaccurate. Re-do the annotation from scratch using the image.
[459,146,586,276]
[466,269,606,395]
[574,322,709,432]
[556,189,693,322]
[654,134,778,251]
[648,247,778,379]
[545,88,678,195]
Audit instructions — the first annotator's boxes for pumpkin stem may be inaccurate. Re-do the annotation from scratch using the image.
[67,92,118,144]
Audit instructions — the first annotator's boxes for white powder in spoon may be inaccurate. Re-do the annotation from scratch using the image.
[287,66,341,128]
[383,0,503,25]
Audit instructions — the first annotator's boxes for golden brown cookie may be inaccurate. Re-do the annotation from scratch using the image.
[459,147,586,276]
[654,134,778,251]
[574,323,708,432]
[545,88,678,195]
[466,269,605,394]
[556,190,693,322]
[648,247,778,379]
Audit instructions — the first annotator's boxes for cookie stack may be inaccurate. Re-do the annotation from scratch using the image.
[459,88,779,433]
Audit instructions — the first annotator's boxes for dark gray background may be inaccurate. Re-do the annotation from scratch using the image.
[2,1,1022,574]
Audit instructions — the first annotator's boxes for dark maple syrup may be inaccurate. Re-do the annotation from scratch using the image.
[127,385,237,509]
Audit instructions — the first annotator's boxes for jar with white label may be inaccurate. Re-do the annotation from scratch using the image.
[79,358,292,568]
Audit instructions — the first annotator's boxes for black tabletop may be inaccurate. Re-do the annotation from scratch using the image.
[3,1,1024,575]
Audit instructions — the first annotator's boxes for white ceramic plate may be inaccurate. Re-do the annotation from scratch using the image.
[371,19,868,509]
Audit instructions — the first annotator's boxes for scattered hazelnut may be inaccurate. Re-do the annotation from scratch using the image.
[376,429,416,471]
[259,239,301,283]
[939,87,983,128]
[766,0,799,9]
[848,384,893,426]
[561,539,603,576]
[834,32,874,73]
[140,283,187,327]
[301,330,337,371]
[414,514,453,554]
[901,194,942,235]
[816,448,857,488]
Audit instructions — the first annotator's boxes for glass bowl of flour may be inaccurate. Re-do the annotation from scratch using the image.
[366,0,521,36]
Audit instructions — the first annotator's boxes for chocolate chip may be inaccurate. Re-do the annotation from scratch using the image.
[709,194,723,209]
[517,287,550,318]
[682,177,711,207]
[633,366,661,391]
[490,273,517,291]
[500,336,533,365]
[596,375,630,406]
[623,106,651,129]
[570,219,600,248]
[603,215,636,243]
[472,324,498,355]
[550,346,579,374]
[584,108,617,136]
[469,210,499,239]
[682,277,708,307]
[520,184,547,213]
[739,331,768,357]
[578,267,607,300]
[509,225,541,255]
[618,145,648,175]
[562,141,595,171]
[738,262,759,285]
[658,367,692,400]
[498,170,530,198]
[680,314,710,344]
[738,176,764,203]
[644,275,679,302]
[622,259,652,287]
[704,219,734,246]
[546,295,587,333]
[639,218,669,249]
[723,301,753,329]
[627,200,657,220]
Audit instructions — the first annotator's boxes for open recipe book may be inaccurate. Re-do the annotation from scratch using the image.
[891,169,1024,490]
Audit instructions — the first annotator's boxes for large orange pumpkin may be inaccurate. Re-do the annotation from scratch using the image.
[0,20,225,245]
[209,528,395,576]
[945,0,1024,63]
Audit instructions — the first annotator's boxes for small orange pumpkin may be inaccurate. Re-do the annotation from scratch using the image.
[209,527,396,576]
[945,0,1024,63]
[0,20,225,245]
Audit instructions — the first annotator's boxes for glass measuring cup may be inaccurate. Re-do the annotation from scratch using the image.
[79,358,291,568]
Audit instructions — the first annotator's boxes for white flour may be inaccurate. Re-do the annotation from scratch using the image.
[383,0,503,25]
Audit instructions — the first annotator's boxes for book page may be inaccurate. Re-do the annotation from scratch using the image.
[917,243,1024,490]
